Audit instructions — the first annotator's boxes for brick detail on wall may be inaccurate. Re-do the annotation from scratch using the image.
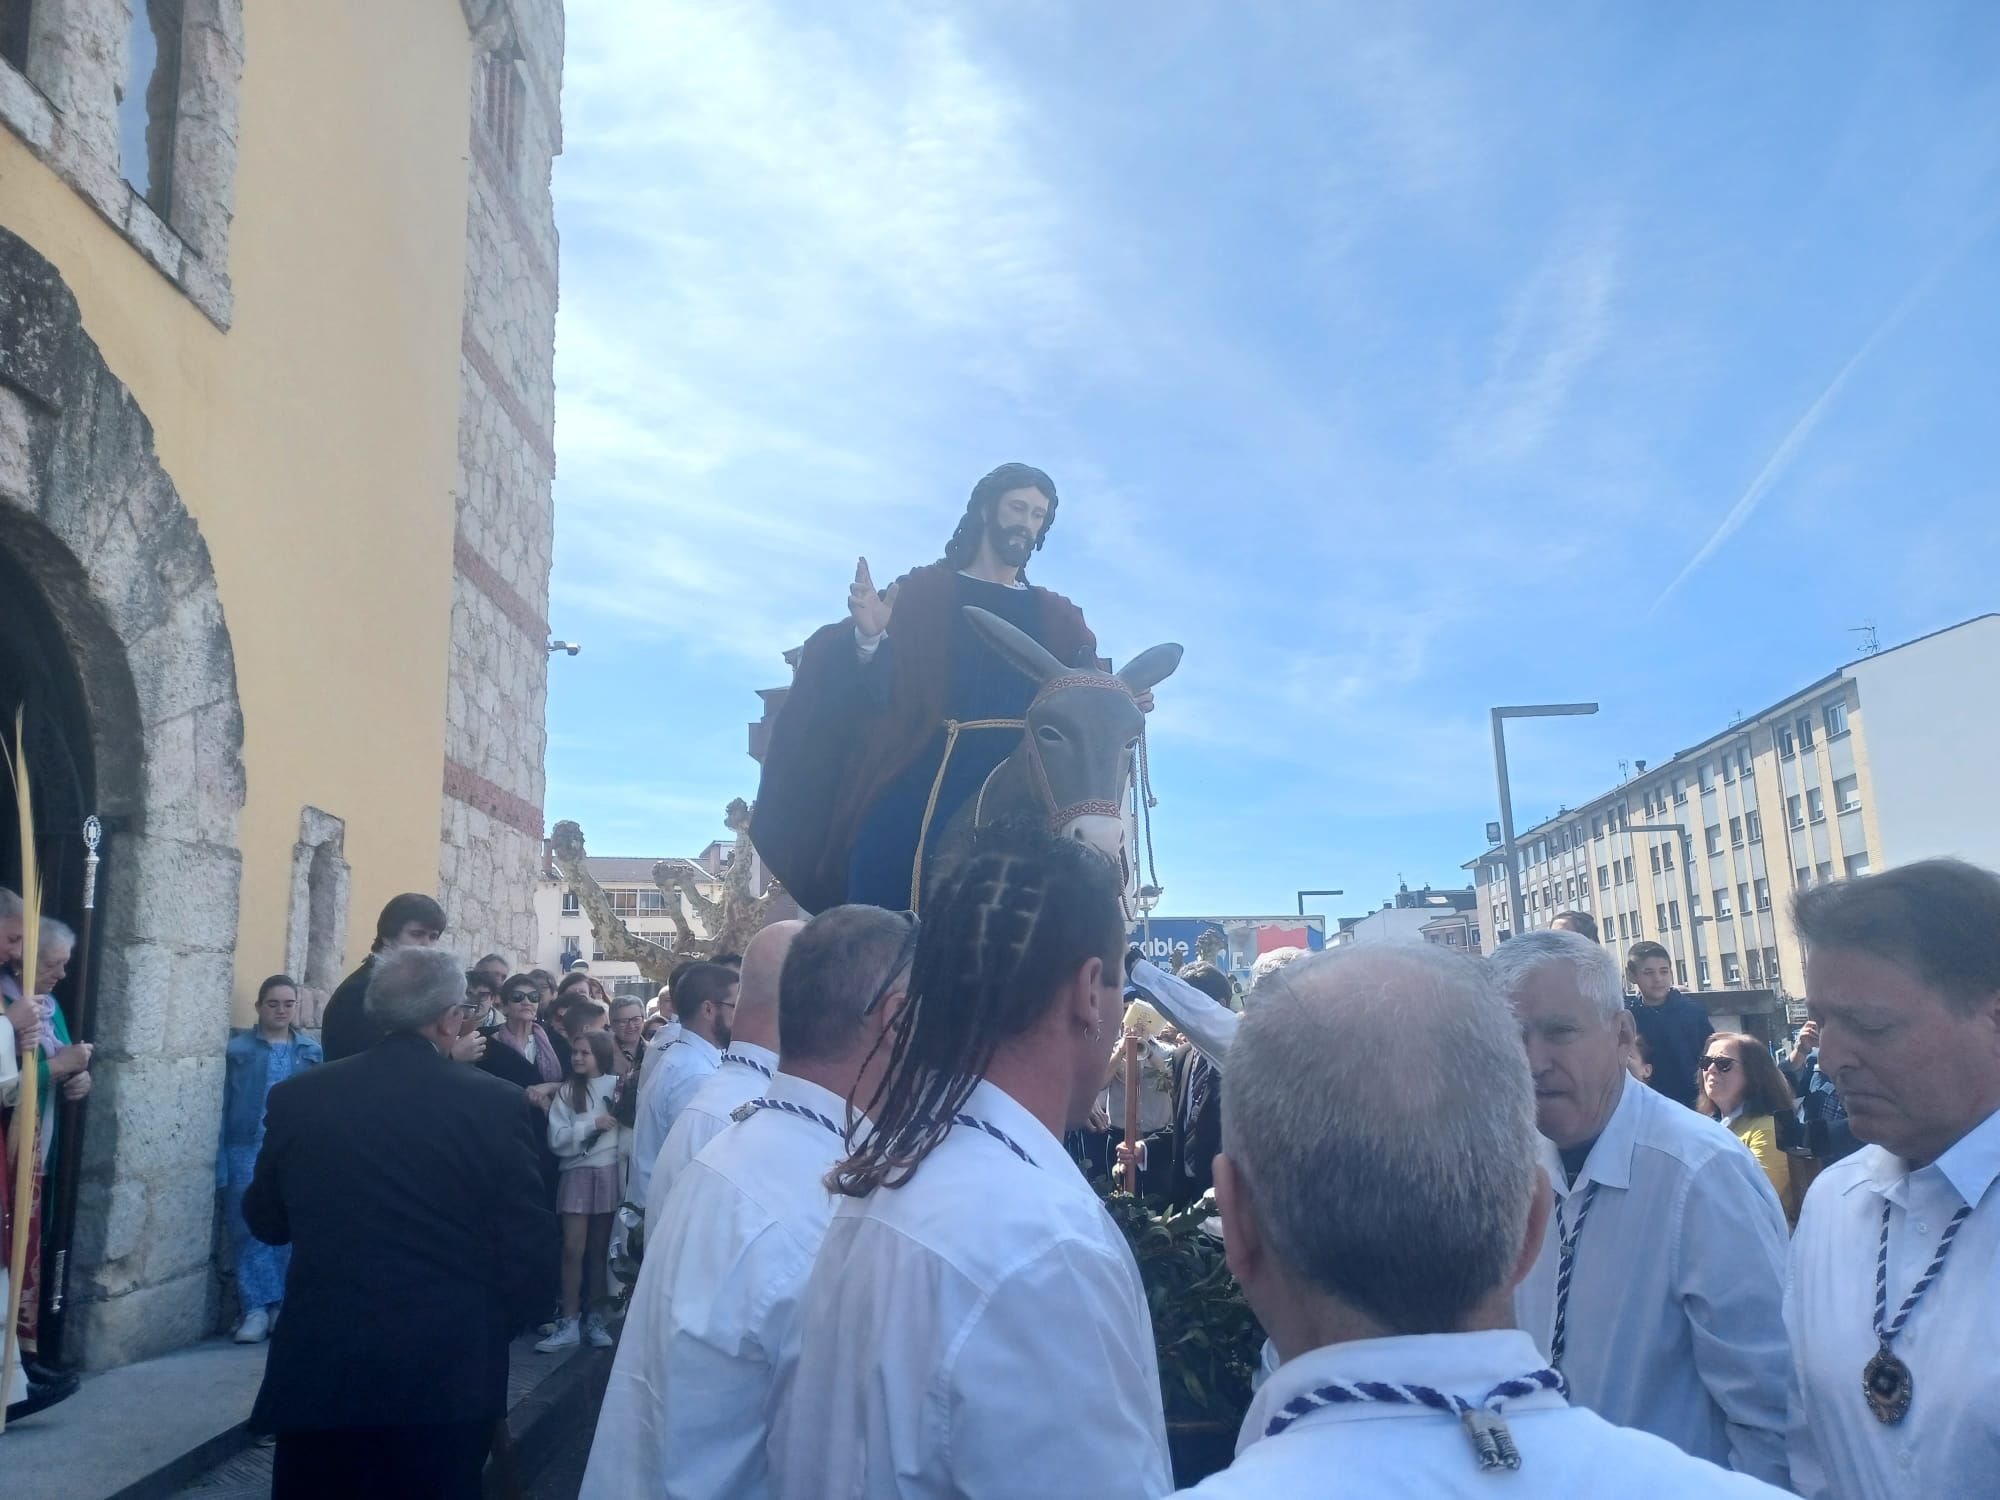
[453,527,545,641]
[462,329,556,470]
[444,757,544,841]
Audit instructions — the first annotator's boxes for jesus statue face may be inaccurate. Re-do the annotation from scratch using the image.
[985,485,1052,568]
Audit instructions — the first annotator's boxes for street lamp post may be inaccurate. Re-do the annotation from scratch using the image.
[1491,703,1599,943]
[1296,888,1343,917]
[1136,883,1163,950]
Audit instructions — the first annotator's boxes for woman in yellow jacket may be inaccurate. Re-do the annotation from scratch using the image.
[1696,1031,1797,1223]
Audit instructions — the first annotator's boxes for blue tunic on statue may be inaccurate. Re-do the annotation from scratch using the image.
[224,1040,307,1311]
[845,573,1057,908]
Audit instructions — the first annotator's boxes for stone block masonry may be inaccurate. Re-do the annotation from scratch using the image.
[439,0,565,967]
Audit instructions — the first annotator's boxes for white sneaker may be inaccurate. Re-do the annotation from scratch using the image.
[233,1307,271,1344]
[535,1317,580,1352]
[583,1314,614,1349]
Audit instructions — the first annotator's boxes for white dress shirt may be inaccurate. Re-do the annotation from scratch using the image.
[646,1040,779,1229]
[1516,1072,1791,1485]
[769,1078,1171,1499]
[630,1029,720,1214]
[1178,1329,1789,1497]
[1132,958,1239,1067]
[582,1070,854,1500]
[1785,1105,2000,1500]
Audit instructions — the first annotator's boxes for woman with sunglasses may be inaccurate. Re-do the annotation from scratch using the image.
[1695,1032,1796,1222]
[480,974,565,1111]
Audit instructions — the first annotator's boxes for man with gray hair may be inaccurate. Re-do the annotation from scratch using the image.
[1175,944,1785,1496]
[1487,930,1790,1486]
[243,946,556,1499]
[583,905,914,1500]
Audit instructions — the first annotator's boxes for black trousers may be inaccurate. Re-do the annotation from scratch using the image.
[272,1421,494,1500]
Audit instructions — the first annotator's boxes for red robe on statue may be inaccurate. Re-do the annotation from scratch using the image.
[751,561,1096,915]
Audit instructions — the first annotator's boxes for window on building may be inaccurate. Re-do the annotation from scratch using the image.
[1747,948,1764,984]
[1665,842,1677,869]
[1729,815,1744,847]
[1630,911,1645,938]
[1595,865,1608,890]
[1764,947,1782,986]
[560,890,580,915]
[1777,725,1797,759]
[0,1,28,70]
[1668,900,1681,930]
[1738,881,1752,917]
[1834,775,1861,814]
[592,948,607,963]
[1590,815,1603,838]
[1675,959,1688,985]
[1705,824,1722,856]
[1690,891,1703,918]
[1723,952,1743,986]
[1566,876,1577,901]
[481,48,524,162]
[119,0,187,216]
[1845,853,1872,879]
[1615,911,1627,939]
[638,889,668,914]
[1788,794,1803,829]
[1699,762,1715,792]
[1656,902,1668,931]
[1696,955,1711,987]
[1714,886,1733,919]
[1672,776,1687,805]
[1815,861,1834,886]
[1745,809,1762,843]
[608,888,640,917]
[1754,876,1771,911]
[1807,787,1825,823]
[1795,863,1811,889]
[1623,856,1635,883]
[1825,699,1849,738]
[1723,753,1736,784]
[1797,714,1815,751]
[1650,846,1662,875]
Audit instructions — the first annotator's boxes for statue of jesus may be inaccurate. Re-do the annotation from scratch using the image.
[753,463,1147,914]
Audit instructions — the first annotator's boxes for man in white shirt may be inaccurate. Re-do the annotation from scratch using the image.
[645,921,803,1229]
[629,963,738,1214]
[1488,931,1791,1486]
[1175,943,1786,1498]
[1784,859,2000,1500]
[770,830,1171,1498]
[581,906,912,1500]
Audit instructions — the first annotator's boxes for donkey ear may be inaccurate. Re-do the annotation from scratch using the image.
[1118,643,1183,694]
[963,606,1067,686]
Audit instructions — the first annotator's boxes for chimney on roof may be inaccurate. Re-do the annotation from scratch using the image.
[1635,759,1648,774]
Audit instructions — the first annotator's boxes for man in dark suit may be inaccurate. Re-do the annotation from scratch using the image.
[1119,961,1231,1208]
[317,892,447,1061]
[244,945,557,1499]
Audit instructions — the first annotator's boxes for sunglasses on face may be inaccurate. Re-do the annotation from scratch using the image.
[864,911,920,1017]
[504,991,537,1004]
[1699,1055,1737,1074]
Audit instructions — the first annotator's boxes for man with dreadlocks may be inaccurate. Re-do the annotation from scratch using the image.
[753,462,1140,913]
[770,823,1171,1498]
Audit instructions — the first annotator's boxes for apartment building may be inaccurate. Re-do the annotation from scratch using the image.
[1466,614,2000,999]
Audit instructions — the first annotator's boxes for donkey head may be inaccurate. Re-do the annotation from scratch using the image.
[962,605,1183,868]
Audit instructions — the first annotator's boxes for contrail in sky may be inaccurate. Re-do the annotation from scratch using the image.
[1652,209,1998,613]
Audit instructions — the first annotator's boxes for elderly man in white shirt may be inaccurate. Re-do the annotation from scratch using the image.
[628,962,738,1214]
[1175,943,1787,1498]
[645,922,802,1228]
[1488,930,1791,1486]
[1784,859,2000,1500]
[580,906,911,1500]
[770,830,1170,1499]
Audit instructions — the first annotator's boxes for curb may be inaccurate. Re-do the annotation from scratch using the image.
[102,1422,258,1500]
[487,1344,614,1498]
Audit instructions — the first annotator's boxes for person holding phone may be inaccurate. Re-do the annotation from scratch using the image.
[541,1031,624,1352]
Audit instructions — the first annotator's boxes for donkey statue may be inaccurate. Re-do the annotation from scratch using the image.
[918,605,1183,904]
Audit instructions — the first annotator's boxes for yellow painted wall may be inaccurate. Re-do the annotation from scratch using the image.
[0,4,477,1021]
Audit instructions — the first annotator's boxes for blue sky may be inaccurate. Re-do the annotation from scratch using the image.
[545,2,2000,923]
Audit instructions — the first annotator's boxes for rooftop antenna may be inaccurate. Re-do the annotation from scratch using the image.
[1851,622,1880,657]
[1618,759,1630,783]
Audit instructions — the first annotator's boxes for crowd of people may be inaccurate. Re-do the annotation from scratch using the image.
[3,833,1995,1499]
